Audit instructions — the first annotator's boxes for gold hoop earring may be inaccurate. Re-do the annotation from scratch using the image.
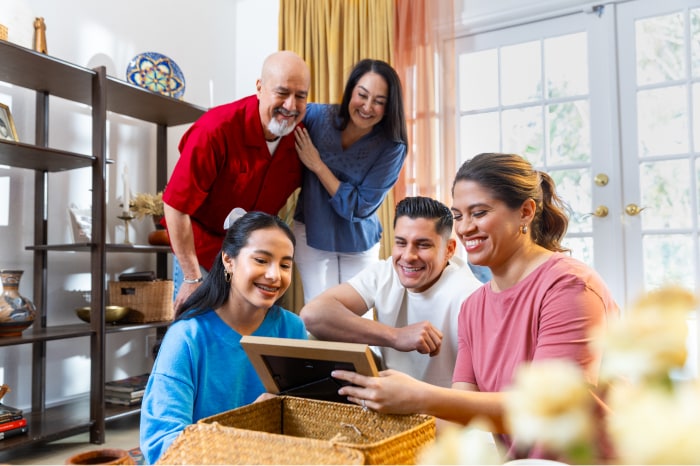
[224,270,232,282]
[520,225,528,235]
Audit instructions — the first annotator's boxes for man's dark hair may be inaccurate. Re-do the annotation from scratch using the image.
[393,196,453,240]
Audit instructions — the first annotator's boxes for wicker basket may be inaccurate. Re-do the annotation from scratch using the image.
[108,280,173,323]
[157,422,365,465]
[0,24,7,41]
[197,396,436,465]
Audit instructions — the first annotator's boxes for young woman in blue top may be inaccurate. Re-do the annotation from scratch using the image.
[139,211,307,464]
[293,58,408,303]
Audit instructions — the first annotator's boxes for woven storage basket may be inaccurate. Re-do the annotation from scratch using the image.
[108,280,173,323]
[157,422,365,465]
[198,396,436,465]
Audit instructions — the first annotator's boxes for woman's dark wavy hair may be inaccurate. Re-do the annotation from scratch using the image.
[175,211,295,320]
[335,59,408,145]
[394,196,453,241]
[451,153,570,253]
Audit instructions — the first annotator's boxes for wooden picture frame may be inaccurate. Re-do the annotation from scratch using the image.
[0,103,18,142]
[241,335,379,403]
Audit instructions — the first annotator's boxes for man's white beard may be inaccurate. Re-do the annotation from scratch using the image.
[267,116,296,138]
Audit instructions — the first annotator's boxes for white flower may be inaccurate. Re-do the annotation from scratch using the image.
[607,380,700,464]
[419,420,501,465]
[505,359,593,452]
[598,286,693,384]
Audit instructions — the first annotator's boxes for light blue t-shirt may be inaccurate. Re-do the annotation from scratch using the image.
[139,306,307,464]
[294,103,407,253]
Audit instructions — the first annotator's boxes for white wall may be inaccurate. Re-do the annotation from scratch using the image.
[0,0,277,410]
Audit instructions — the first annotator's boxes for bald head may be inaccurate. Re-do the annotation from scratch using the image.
[261,51,310,84]
[256,51,311,140]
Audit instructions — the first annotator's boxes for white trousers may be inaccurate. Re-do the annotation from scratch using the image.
[293,222,381,304]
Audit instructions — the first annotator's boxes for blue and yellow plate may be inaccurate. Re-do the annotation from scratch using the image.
[126,51,185,99]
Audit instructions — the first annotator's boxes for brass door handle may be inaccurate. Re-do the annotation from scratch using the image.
[590,206,609,217]
[625,204,647,216]
[583,206,608,219]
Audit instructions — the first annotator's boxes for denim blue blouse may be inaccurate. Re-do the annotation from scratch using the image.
[293,103,407,253]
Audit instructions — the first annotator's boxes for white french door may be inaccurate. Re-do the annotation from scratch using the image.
[455,0,700,377]
[454,7,625,304]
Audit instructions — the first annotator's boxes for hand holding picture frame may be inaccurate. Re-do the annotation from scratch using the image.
[241,336,379,404]
[0,103,19,142]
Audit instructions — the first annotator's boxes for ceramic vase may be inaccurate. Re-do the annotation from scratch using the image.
[0,269,36,337]
[148,215,169,245]
[65,448,136,465]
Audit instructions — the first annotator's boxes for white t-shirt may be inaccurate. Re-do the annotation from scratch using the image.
[347,255,482,387]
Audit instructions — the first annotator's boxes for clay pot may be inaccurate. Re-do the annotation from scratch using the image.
[65,448,135,465]
[148,229,170,246]
[0,269,36,337]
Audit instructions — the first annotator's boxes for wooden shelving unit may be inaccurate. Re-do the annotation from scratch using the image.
[0,40,205,451]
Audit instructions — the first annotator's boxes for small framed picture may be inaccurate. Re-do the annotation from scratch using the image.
[0,103,19,142]
[241,335,379,404]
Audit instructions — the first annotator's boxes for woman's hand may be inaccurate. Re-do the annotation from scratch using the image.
[332,369,431,414]
[294,127,324,173]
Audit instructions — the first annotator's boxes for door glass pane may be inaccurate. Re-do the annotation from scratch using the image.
[501,41,541,105]
[550,168,592,234]
[691,9,700,77]
[459,49,498,111]
[460,113,499,164]
[691,83,700,148]
[562,237,593,268]
[643,234,694,290]
[640,159,692,229]
[547,100,590,165]
[501,107,543,165]
[636,12,685,85]
[545,33,588,98]
[637,86,688,156]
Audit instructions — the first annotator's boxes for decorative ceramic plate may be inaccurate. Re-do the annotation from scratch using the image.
[126,51,185,99]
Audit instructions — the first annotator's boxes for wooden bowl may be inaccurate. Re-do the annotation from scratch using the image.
[75,306,129,324]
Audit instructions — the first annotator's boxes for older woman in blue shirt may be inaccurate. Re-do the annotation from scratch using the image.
[293,59,408,303]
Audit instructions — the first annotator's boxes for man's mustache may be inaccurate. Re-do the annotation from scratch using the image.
[274,107,300,117]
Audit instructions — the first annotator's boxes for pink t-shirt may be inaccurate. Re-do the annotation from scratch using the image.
[454,252,618,390]
[452,253,619,458]
[453,253,618,460]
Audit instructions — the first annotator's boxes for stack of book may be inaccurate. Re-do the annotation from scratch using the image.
[0,403,28,440]
[105,373,150,406]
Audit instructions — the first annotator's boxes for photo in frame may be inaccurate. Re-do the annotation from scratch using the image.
[0,103,19,142]
[240,335,379,404]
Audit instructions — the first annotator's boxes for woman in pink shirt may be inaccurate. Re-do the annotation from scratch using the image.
[332,153,618,461]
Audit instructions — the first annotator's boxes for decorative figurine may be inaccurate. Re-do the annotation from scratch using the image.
[33,17,47,54]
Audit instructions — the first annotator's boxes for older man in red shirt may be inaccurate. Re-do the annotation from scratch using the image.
[163,50,310,309]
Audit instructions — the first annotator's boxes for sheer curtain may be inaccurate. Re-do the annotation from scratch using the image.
[278,0,395,311]
[393,0,456,203]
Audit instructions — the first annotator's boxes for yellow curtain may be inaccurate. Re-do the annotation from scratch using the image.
[393,0,456,203]
[278,0,396,312]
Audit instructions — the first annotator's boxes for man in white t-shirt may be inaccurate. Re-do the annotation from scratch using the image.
[300,196,483,387]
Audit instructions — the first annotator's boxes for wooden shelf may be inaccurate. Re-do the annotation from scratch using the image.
[106,77,206,126]
[0,398,92,453]
[0,140,93,172]
[0,324,93,347]
[0,38,199,452]
[0,41,93,104]
[26,244,171,253]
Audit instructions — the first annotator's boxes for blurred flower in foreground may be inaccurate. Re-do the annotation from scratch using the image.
[606,380,700,464]
[505,359,594,464]
[597,286,695,385]
[418,420,501,465]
